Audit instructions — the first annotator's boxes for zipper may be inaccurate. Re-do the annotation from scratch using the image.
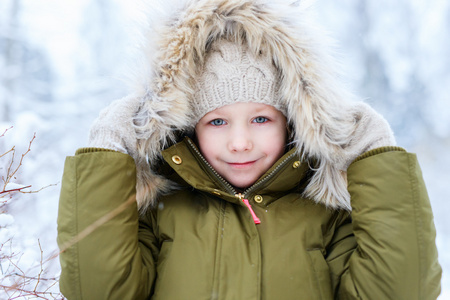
[187,138,297,225]
[241,152,296,197]
[187,138,236,195]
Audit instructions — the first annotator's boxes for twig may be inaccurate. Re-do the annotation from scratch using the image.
[4,133,36,188]
[0,126,13,138]
[1,184,58,199]
[20,183,58,194]
[0,129,64,299]
[0,146,14,159]
[4,147,16,185]
[1,239,64,299]
[0,185,32,195]
[33,240,44,293]
[1,284,63,299]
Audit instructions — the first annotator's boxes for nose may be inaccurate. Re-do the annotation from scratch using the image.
[228,127,252,152]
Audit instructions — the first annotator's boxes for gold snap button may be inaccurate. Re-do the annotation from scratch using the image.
[172,155,182,165]
[254,195,263,203]
[292,161,301,169]
[212,189,221,196]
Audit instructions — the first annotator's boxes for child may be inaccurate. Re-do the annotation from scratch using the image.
[57,1,441,299]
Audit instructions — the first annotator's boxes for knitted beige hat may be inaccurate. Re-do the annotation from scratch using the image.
[191,39,285,124]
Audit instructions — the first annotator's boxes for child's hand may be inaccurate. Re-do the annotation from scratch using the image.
[340,102,396,170]
[88,95,142,158]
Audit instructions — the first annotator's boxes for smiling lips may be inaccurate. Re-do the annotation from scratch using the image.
[227,161,257,169]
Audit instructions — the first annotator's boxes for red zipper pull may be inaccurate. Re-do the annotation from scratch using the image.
[242,198,261,224]
[236,193,261,224]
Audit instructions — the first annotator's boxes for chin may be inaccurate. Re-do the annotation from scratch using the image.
[229,178,257,190]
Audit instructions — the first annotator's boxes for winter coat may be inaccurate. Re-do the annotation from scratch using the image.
[57,0,441,299]
[57,138,441,299]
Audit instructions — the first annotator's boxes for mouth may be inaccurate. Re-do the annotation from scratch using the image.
[227,161,257,169]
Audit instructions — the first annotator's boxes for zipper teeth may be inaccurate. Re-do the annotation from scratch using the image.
[187,139,236,195]
[243,152,296,196]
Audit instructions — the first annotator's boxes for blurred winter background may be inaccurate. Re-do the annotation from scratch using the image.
[0,0,448,298]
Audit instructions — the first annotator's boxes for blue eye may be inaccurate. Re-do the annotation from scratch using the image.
[253,117,268,123]
[210,119,226,126]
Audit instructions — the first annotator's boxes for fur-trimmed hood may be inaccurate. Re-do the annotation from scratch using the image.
[130,0,392,212]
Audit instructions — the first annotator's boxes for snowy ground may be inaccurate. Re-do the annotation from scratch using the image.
[1,0,449,298]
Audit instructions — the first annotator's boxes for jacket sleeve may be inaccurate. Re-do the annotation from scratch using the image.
[57,148,158,300]
[327,148,441,299]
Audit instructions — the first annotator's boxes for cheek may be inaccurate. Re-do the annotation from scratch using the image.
[196,129,221,159]
[270,135,286,155]
[259,126,287,157]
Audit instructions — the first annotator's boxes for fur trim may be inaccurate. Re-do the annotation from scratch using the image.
[131,0,366,212]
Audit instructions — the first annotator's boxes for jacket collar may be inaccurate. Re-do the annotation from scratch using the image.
[161,137,309,205]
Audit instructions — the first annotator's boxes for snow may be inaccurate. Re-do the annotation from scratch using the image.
[1,0,449,298]
[0,214,14,228]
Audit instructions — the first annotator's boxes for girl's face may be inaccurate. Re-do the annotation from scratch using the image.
[195,102,287,189]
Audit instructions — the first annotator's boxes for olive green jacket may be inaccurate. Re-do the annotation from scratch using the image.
[57,138,441,299]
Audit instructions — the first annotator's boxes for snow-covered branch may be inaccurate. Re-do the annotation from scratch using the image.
[0,127,63,299]
[1,131,35,192]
